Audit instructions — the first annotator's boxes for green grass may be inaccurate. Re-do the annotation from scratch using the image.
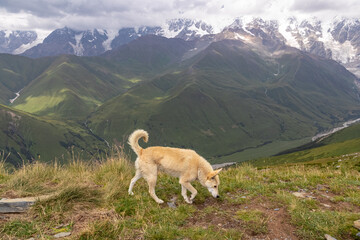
[0,220,37,238]
[0,149,359,239]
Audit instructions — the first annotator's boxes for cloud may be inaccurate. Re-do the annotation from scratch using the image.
[290,0,355,12]
[0,0,359,32]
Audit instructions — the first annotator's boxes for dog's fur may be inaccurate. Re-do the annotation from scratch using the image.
[128,129,222,204]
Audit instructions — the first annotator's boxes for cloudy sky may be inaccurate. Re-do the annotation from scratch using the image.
[1,0,359,33]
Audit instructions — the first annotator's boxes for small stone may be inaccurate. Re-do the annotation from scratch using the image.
[356,232,360,237]
[244,206,248,209]
[54,232,71,238]
[293,192,306,198]
[336,165,340,168]
[324,234,337,240]
[274,208,280,211]
[167,202,176,209]
[321,203,331,208]
[26,238,35,240]
[354,220,360,230]
[55,223,69,229]
[241,196,247,199]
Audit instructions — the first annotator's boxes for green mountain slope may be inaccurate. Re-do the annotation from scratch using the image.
[7,36,193,120]
[0,54,54,104]
[250,123,360,167]
[10,55,140,119]
[88,40,360,161]
[0,104,107,167]
[102,35,194,78]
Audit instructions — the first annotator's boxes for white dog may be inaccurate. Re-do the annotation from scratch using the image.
[128,129,222,204]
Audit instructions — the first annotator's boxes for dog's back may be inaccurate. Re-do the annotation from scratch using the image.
[141,146,202,178]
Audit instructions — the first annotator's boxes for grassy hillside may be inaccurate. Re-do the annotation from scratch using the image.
[0,104,107,167]
[7,36,193,120]
[102,35,194,78]
[0,150,359,239]
[88,40,360,160]
[11,55,140,119]
[0,54,54,104]
[250,123,360,167]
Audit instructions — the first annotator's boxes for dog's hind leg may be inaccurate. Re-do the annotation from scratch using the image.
[142,164,164,204]
[146,175,164,204]
[180,180,197,204]
[128,159,142,195]
[128,169,142,195]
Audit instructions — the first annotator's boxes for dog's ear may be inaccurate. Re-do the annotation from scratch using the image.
[207,168,223,180]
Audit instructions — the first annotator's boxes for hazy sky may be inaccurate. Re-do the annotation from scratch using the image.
[0,0,359,33]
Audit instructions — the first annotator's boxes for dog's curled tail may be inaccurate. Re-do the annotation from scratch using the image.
[128,129,149,156]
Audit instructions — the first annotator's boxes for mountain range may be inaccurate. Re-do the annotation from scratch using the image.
[2,17,360,76]
[1,17,360,166]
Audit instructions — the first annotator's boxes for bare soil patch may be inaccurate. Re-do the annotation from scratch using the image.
[188,197,299,240]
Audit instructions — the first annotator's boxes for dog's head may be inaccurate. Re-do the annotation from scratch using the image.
[205,168,222,198]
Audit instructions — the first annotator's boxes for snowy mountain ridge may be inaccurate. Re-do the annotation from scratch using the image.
[1,16,360,76]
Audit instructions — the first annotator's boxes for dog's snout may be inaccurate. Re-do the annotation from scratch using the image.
[216,195,220,198]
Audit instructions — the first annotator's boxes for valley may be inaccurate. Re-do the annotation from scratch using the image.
[1,18,360,167]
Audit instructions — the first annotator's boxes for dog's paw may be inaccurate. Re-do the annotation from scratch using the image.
[185,199,193,204]
[157,199,164,204]
[128,191,134,195]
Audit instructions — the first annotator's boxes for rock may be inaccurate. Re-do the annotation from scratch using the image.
[293,192,307,198]
[354,220,360,230]
[321,203,331,208]
[167,196,177,208]
[0,201,34,213]
[324,234,337,240]
[356,232,360,237]
[54,232,71,238]
[0,195,51,213]
[55,223,70,229]
[274,208,280,211]
[167,202,176,208]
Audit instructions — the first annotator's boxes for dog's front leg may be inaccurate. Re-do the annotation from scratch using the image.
[180,181,197,204]
[181,185,192,204]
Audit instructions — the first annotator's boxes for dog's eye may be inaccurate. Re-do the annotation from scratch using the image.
[214,186,217,188]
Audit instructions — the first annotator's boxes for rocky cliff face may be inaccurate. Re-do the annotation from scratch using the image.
[19,19,213,57]
[0,30,38,54]
[221,17,360,76]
